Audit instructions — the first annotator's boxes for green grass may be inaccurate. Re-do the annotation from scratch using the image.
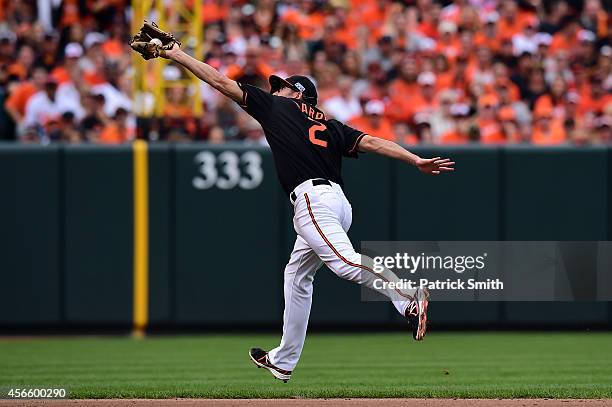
[0,333,611,399]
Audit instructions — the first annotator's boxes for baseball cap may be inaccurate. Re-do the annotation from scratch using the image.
[65,42,83,58]
[438,21,457,34]
[269,74,318,105]
[84,32,106,49]
[417,71,436,86]
[578,30,596,43]
[0,30,16,43]
[414,112,431,126]
[450,103,470,117]
[566,91,580,104]
[484,12,499,24]
[364,100,385,116]
[535,32,553,47]
[163,65,182,81]
[478,94,499,108]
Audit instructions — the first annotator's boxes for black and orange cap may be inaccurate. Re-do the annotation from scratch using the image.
[269,74,318,106]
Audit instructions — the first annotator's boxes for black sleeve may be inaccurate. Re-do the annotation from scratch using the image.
[329,120,366,158]
[237,82,275,123]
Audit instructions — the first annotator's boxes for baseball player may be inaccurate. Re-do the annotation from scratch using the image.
[130,23,455,383]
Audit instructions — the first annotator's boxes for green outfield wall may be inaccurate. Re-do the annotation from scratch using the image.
[0,143,610,329]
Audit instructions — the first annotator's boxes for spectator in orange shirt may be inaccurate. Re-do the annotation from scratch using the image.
[579,76,612,117]
[433,53,451,82]
[532,104,566,145]
[349,100,395,141]
[5,65,47,126]
[226,48,273,89]
[58,0,80,28]
[50,43,83,84]
[8,44,34,80]
[440,54,470,99]
[408,71,440,119]
[550,15,580,53]
[394,122,419,145]
[202,0,229,25]
[99,107,131,144]
[161,86,197,139]
[535,76,569,121]
[457,4,482,32]
[580,0,608,39]
[78,33,110,86]
[476,12,501,53]
[439,0,467,25]
[498,106,522,143]
[492,62,520,102]
[386,56,419,123]
[281,0,325,41]
[436,21,460,62]
[457,27,477,60]
[477,94,505,144]
[440,103,474,144]
[417,1,442,40]
[360,0,392,36]
[498,0,525,38]
[102,25,125,59]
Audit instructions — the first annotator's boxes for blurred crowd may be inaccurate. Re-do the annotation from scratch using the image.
[0,0,610,145]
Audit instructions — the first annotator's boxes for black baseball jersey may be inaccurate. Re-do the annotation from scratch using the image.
[237,83,366,195]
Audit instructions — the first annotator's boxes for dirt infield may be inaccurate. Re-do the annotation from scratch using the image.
[1,399,611,407]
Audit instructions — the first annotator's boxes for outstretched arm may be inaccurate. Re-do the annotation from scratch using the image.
[358,135,455,175]
[162,44,243,103]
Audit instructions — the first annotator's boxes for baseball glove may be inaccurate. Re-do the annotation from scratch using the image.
[129,21,181,60]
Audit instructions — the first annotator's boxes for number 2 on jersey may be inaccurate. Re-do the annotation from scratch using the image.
[307,117,328,148]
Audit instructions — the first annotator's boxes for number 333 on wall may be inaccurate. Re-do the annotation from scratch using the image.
[193,151,264,190]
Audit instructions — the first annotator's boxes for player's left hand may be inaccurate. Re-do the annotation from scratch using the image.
[416,157,455,175]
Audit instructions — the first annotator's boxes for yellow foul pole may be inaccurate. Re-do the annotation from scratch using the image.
[132,139,149,338]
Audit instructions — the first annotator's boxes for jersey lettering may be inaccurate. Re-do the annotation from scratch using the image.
[307,117,328,147]
[299,101,324,120]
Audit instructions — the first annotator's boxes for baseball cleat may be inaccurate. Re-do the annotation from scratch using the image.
[406,288,429,341]
[249,348,292,383]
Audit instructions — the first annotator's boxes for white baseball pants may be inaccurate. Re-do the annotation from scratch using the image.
[267,179,416,371]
